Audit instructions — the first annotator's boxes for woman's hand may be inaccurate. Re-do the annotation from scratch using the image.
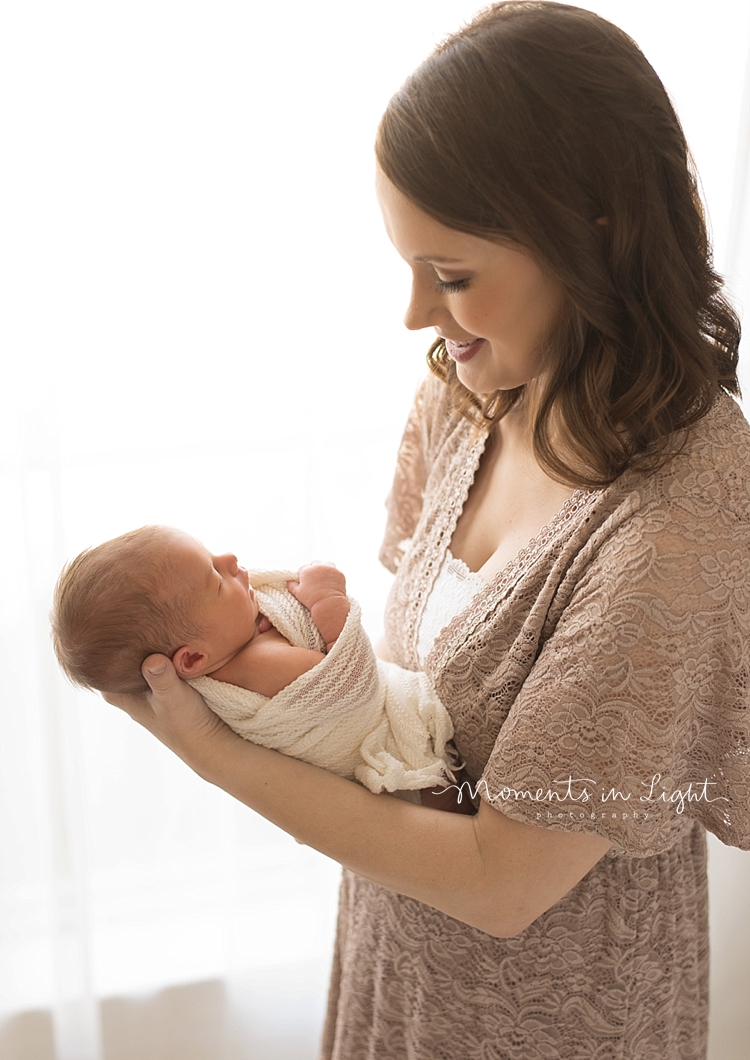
[103,660,611,938]
[102,654,234,778]
[419,782,477,815]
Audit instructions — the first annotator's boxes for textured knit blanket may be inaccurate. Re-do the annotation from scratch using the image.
[189,571,457,793]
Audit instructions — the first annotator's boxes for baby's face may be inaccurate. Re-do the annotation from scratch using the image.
[165,530,261,671]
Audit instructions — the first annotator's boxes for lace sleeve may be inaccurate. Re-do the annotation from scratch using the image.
[379,375,446,574]
[480,500,750,857]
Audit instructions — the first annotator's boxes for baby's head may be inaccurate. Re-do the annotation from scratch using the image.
[52,526,260,694]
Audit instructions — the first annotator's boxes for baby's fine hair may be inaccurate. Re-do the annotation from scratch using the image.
[51,525,201,695]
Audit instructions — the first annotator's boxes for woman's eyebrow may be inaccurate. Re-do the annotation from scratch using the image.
[412,255,465,264]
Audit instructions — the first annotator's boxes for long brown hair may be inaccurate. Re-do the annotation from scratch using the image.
[376,1,741,488]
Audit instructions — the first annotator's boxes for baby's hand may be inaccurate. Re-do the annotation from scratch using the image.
[288,564,349,651]
[287,563,347,611]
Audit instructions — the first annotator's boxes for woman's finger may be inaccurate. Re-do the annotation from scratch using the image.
[140,653,234,758]
[141,653,183,701]
[101,688,155,728]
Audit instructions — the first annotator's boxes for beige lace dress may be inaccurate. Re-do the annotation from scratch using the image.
[320,375,750,1060]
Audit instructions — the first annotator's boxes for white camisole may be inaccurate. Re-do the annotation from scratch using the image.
[416,551,486,668]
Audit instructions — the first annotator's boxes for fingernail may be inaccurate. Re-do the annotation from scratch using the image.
[146,662,167,676]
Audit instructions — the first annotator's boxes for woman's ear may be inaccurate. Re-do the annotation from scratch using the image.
[172,645,209,677]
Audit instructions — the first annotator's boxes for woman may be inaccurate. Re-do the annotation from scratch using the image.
[109,3,750,1057]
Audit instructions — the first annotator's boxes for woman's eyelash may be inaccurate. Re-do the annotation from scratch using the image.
[435,277,470,293]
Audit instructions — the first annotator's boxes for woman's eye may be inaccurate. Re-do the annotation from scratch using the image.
[435,277,470,293]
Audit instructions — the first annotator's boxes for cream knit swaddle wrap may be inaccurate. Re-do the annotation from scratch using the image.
[188,570,457,793]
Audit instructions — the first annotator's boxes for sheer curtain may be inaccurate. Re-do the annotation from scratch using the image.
[1,3,748,1058]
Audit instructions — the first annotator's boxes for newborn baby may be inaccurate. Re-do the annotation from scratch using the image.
[52,526,459,794]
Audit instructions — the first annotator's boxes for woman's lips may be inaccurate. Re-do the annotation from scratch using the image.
[444,338,485,363]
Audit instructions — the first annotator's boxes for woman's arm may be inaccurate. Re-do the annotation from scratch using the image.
[107,655,611,939]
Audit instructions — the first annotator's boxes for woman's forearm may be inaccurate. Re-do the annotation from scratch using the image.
[196,725,609,938]
[199,727,481,911]
[108,660,610,939]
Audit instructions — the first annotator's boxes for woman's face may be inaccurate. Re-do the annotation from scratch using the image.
[376,169,567,395]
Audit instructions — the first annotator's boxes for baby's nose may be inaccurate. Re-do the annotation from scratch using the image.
[216,552,239,575]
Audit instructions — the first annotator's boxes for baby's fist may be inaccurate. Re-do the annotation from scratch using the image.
[288,563,346,608]
[288,564,349,650]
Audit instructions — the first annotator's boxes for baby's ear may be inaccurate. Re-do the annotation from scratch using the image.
[172,646,208,677]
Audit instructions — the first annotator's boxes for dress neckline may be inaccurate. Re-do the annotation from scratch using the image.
[420,426,603,665]
[396,415,603,673]
[481,487,597,586]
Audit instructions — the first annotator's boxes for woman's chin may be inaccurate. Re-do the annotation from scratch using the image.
[455,357,542,398]
[457,367,522,395]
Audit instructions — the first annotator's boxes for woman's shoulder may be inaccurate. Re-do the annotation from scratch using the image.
[566,391,750,613]
[636,390,750,526]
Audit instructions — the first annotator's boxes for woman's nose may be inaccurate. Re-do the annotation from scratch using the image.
[403,274,451,332]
